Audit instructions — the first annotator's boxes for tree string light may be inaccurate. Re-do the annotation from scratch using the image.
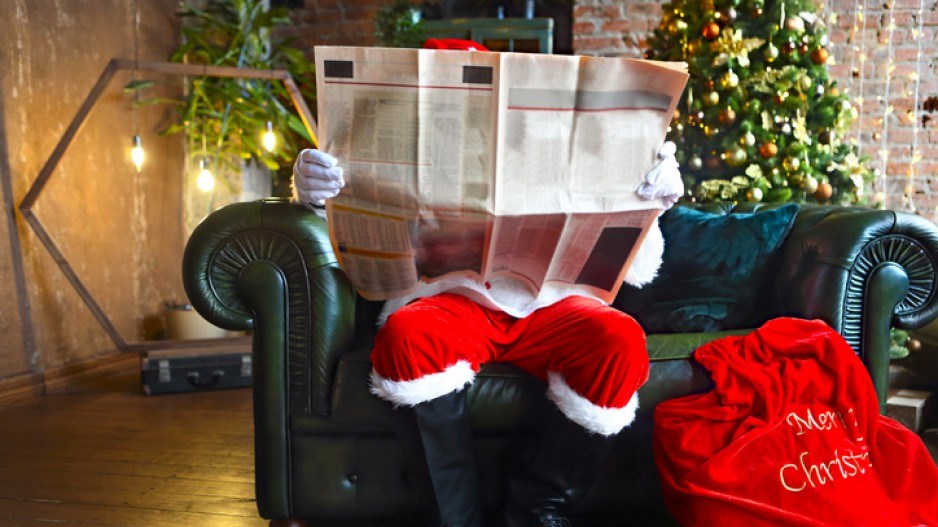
[907,0,927,213]
[876,0,898,206]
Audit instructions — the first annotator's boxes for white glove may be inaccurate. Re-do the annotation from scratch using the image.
[636,141,683,210]
[292,149,345,208]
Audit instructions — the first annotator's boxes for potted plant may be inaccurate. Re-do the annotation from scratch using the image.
[141,0,315,212]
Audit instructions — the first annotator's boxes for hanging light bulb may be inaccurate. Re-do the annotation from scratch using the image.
[262,120,276,152]
[130,135,145,172]
[196,158,215,193]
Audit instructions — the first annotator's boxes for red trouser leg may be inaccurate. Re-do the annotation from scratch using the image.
[370,293,649,435]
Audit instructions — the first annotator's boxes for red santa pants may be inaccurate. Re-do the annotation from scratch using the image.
[370,293,649,436]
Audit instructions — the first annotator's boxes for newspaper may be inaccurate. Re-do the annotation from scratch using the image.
[314,46,688,302]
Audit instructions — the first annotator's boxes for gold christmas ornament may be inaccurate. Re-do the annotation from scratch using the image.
[783,156,801,171]
[702,21,721,40]
[799,75,813,91]
[725,145,748,167]
[907,338,923,353]
[746,187,764,202]
[784,16,805,33]
[740,131,756,146]
[703,90,720,106]
[782,41,797,55]
[759,142,778,158]
[764,43,779,62]
[676,20,689,33]
[720,70,740,89]
[804,175,819,194]
[811,47,829,65]
[689,155,704,170]
[718,107,737,125]
[814,181,833,201]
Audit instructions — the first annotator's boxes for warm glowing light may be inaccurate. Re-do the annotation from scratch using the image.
[196,159,215,192]
[130,135,145,172]
[262,121,276,152]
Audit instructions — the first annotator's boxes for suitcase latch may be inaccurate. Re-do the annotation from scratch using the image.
[158,359,171,383]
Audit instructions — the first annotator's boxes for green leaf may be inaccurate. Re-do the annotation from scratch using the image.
[123,79,156,92]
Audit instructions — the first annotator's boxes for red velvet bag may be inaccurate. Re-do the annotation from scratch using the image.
[654,318,938,526]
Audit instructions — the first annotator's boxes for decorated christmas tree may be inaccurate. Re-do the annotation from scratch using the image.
[647,0,874,204]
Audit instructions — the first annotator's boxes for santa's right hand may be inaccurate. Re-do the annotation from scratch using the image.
[292,149,345,207]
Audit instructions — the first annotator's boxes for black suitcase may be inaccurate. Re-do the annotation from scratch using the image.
[141,343,252,395]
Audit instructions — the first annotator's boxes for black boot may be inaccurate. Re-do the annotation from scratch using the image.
[503,404,614,527]
[390,389,485,527]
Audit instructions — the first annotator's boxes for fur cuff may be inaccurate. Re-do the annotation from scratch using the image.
[624,218,664,288]
[370,360,476,407]
[546,372,640,436]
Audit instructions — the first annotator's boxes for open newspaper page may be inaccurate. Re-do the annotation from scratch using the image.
[315,46,687,301]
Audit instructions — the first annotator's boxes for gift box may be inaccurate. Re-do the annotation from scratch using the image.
[887,389,933,433]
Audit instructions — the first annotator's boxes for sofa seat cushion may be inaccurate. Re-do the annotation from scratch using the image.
[291,328,751,436]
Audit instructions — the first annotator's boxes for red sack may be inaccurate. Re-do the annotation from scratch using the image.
[654,317,938,526]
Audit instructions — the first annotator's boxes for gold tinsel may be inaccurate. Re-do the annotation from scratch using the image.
[711,29,764,68]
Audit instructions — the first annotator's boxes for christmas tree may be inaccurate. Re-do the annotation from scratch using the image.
[647,0,874,204]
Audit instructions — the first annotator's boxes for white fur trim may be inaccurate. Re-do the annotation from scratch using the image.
[624,218,663,288]
[370,360,476,407]
[546,371,640,436]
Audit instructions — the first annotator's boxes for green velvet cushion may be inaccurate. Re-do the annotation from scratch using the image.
[616,204,799,333]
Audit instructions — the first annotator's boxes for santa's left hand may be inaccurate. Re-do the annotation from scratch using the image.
[636,141,683,210]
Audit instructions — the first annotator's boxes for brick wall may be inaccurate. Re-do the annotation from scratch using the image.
[280,0,395,49]
[284,0,938,218]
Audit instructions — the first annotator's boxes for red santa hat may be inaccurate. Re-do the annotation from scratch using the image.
[422,38,490,51]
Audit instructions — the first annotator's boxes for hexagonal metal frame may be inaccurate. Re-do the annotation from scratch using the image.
[18,58,318,352]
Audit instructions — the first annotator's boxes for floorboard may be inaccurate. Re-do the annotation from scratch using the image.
[0,365,267,527]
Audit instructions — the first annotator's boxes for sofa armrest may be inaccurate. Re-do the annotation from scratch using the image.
[182,198,357,518]
[772,206,938,407]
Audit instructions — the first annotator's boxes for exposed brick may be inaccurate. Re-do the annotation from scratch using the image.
[626,2,662,17]
[573,21,598,34]
[573,5,601,18]
[602,19,643,33]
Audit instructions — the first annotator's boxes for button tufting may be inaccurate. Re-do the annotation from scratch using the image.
[348,474,359,483]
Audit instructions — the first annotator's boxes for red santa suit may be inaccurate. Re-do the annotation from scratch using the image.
[296,37,680,439]
[369,210,666,437]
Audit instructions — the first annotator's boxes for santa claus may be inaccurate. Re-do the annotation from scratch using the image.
[293,38,683,527]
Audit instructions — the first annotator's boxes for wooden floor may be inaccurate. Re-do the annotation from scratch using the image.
[2,364,937,527]
[0,365,267,527]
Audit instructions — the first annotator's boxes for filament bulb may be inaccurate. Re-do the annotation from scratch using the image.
[196,159,215,192]
[131,135,145,172]
[262,121,276,152]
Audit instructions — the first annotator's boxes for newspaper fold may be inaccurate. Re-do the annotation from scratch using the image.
[315,46,688,302]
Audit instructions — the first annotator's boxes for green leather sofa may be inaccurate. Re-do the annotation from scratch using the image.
[182,198,938,526]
